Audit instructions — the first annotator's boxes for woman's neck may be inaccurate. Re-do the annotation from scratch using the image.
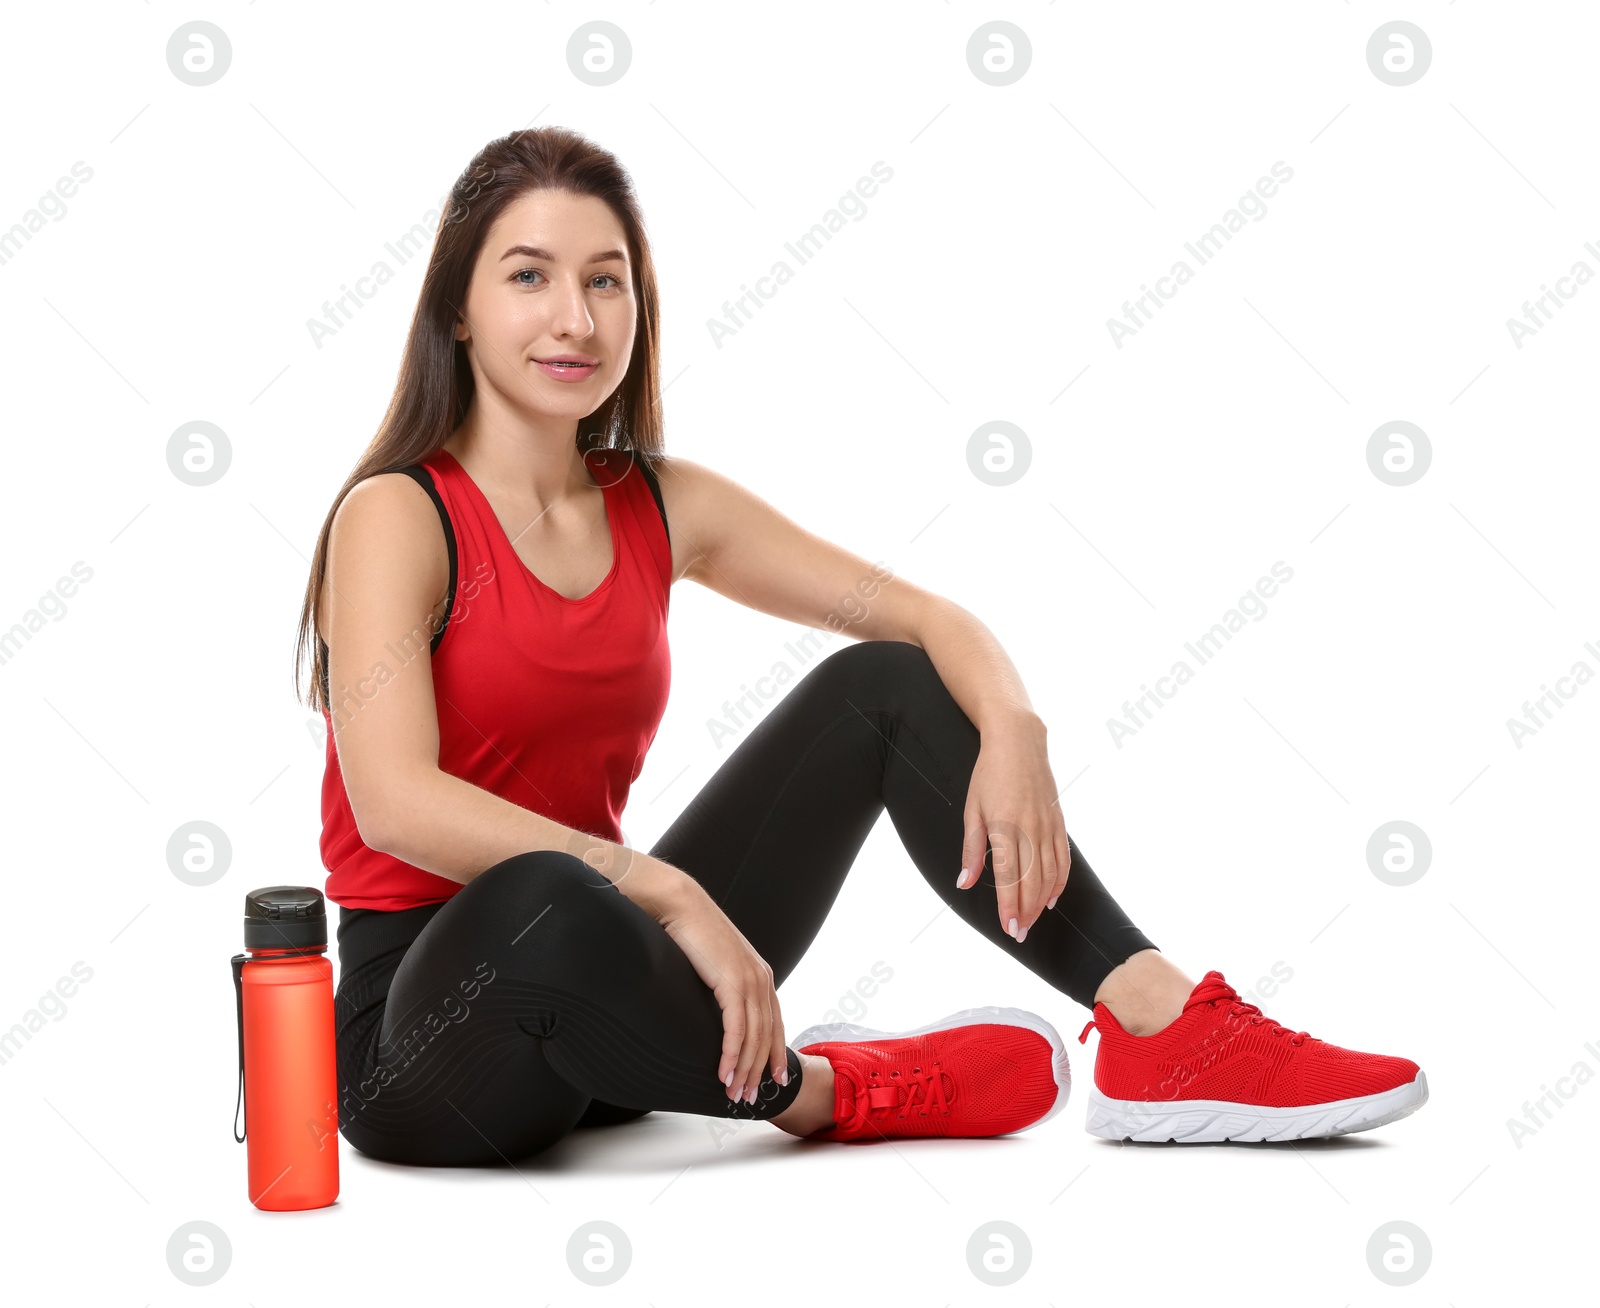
[444,417,593,502]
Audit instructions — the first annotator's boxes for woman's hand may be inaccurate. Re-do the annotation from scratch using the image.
[954,712,1070,943]
[658,887,789,1107]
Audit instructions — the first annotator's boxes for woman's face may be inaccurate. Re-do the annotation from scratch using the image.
[455,188,636,422]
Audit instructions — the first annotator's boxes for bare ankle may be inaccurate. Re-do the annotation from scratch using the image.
[770,1053,836,1138]
[1094,949,1193,1037]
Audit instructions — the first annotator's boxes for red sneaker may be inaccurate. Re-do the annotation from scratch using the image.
[791,1006,1071,1143]
[1078,970,1428,1142]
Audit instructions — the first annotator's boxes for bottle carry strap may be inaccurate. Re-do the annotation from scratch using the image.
[231,953,248,1143]
[231,946,328,1145]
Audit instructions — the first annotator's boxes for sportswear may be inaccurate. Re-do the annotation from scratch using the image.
[331,637,1160,1163]
[1078,969,1428,1141]
[791,1006,1072,1142]
[319,445,672,911]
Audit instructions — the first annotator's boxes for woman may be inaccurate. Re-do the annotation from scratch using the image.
[295,127,1427,1162]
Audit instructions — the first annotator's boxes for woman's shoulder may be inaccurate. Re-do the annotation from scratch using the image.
[316,468,453,651]
[339,465,447,529]
[329,469,453,590]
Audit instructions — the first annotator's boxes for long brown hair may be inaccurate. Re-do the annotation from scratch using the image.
[293,125,666,715]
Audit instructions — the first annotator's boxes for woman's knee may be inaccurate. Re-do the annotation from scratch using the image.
[455,848,667,986]
[458,848,631,927]
[475,846,609,892]
[813,638,943,700]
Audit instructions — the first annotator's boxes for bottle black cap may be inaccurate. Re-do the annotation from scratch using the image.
[242,886,328,951]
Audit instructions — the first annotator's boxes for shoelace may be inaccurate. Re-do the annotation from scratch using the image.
[1201,996,1310,1046]
[1077,972,1311,1047]
[838,1057,953,1130]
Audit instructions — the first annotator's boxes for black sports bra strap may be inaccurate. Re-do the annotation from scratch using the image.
[633,453,670,547]
[317,463,458,705]
[393,464,458,654]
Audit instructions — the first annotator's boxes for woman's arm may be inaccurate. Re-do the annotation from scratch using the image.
[322,473,698,924]
[898,594,1046,740]
[369,770,699,923]
[900,597,1066,938]
[657,455,1066,934]
[654,454,1045,737]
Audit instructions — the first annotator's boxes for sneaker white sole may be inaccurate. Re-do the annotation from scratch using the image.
[790,1005,1073,1131]
[1085,1069,1429,1142]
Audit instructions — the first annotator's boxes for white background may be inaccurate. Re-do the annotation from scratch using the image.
[1,1,1594,1303]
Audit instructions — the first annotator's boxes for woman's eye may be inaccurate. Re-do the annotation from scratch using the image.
[510,269,622,289]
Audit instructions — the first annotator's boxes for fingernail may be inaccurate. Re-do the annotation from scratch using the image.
[777,1067,789,1086]
[1047,896,1058,910]
[723,1070,733,1086]
[745,1085,757,1104]
[956,867,967,888]
[1008,916,1018,939]
[1018,924,1028,943]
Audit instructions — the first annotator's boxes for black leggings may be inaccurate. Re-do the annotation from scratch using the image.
[334,639,1158,1165]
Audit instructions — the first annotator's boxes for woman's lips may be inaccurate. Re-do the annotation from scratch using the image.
[534,358,598,381]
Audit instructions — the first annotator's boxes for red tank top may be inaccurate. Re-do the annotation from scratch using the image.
[319,446,672,911]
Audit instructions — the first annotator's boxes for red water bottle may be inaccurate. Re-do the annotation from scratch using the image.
[230,886,339,1211]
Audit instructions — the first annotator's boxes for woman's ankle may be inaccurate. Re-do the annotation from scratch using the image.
[769,1052,836,1137]
[1094,949,1193,1037]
